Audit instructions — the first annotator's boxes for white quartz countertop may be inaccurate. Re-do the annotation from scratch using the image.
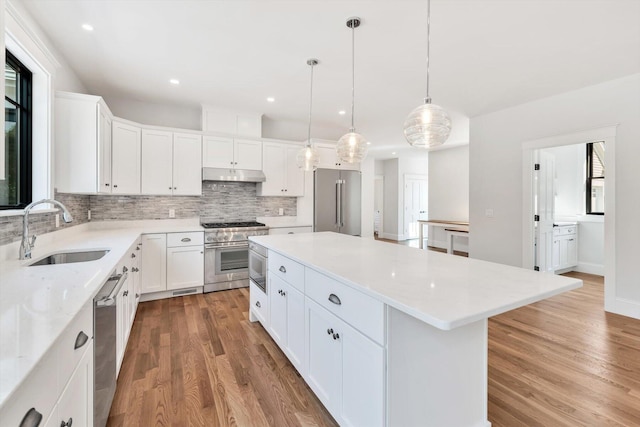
[0,220,204,409]
[250,232,582,331]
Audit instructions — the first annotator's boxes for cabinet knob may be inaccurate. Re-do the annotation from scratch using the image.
[279,266,287,273]
[136,246,140,250]
[131,253,136,258]
[174,187,177,190]
[113,184,118,188]
[60,418,73,427]
[19,407,42,427]
[74,331,89,350]
[282,291,286,297]
[105,183,110,186]
[327,328,333,335]
[333,333,340,340]
[256,301,261,308]
[169,187,173,190]
[284,189,287,192]
[123,290,129,297]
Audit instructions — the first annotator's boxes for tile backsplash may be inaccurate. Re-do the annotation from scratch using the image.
[0,182,296,246]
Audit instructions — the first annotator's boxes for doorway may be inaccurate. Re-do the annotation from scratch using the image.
[374,175,384,238]
[522,125,615,311]
[404,174,428,240]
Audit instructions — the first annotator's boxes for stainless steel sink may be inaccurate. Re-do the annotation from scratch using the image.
[29,249,110,266]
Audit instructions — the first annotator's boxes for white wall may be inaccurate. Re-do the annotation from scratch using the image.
[102,95,201,130]
[469,74,640,319]
[427,146,469,250]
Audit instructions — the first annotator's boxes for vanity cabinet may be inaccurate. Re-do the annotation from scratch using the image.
[111,120,142,194]
[315,142,360,171]
[553,224,578,271]
[141,130,202,196]
[257,142,305,196]
[55,92,114,194]
[202,136,262,170]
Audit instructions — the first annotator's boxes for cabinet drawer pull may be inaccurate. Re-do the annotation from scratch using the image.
[181,237,191,242]
[333,333,340,340]
[327,328,334,335]
[74,331,89,350]
[256,301,261,308]
[328,293,342,305]
[279,266,286,273]
[131,253,136,258]
[19,408,42,427]
[60,417,73,427]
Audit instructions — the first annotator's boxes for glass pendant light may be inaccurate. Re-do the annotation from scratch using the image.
[403,0,451,148]
[296,59,320,171]
[336,17,368,164]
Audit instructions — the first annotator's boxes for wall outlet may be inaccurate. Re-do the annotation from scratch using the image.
[485,209,494,218]
[55,214,60,228]
[87,210,91,220]
[278,208,284,216]
[169,209,176,218]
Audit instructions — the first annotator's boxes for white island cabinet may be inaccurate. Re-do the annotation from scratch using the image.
[249,232,582,427]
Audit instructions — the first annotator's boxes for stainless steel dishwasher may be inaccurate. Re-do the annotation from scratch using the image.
[93,269,128,427]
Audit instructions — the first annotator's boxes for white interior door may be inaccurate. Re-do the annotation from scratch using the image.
[374,176,384,235]
[404,176,428,239]
[535,151,556,272]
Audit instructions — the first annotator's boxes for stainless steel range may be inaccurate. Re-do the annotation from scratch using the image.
[202,221,269,292]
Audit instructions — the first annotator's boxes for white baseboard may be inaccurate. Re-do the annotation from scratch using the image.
[606,297,640,320]
[575,261,604,276]
[381,232,401,241]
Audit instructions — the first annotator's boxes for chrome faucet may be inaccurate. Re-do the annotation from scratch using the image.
[20,199,74,260]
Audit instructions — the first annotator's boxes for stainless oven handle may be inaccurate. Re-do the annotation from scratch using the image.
[205,242,249,249]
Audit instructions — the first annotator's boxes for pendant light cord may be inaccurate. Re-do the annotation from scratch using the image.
[425,0,431,104]
[350,22,356,131]
[307,62,315,147]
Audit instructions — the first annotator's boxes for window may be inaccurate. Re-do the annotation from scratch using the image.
[586,141,605,215]
[2,50,33,209]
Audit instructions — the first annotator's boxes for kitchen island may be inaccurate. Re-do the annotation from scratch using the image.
[249,232,582,427]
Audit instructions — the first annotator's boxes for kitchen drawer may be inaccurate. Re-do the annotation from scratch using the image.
[250,280,269,326]
[269,226,313,235]
[57,300,93,388]
[167,231,204,247]
[305,268,384,345]
[553,226,577,236]
[0,343,58,426]
[268,251,304,292]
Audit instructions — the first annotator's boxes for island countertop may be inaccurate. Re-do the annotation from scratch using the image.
[250,232,582,330]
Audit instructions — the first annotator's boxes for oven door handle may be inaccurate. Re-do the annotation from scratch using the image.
[205,242,250,250]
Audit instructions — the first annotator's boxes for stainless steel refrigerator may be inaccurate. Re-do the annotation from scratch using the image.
[314,168,361,235]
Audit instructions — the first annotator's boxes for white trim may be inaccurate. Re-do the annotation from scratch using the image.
[5,0,61,69]
[521,125,617,315]
[574,262,604,276]
[609,298,640,320]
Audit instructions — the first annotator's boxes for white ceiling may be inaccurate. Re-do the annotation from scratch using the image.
[21,0,640,156]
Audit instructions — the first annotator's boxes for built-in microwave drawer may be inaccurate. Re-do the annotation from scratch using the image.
[305,267,384,345]
[268,251,304,292]
[167,231,204,247]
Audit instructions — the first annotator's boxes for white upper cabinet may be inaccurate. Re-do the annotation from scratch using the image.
[316,142,360,171]
[202,136,262,170]
[141,131,202,196]
[111,121,141,194]
[201,106,262,137]
[172,133,202,195]
[141,129,173,195]
[257,142,304,196]
[55,92,113,194]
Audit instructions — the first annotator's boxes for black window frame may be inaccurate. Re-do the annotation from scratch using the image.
[586,141,604,215]
[2,49,32,210]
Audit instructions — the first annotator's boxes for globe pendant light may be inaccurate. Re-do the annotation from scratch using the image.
[336,17,368,164]
[403,0,451,148]
[296,59,320,171]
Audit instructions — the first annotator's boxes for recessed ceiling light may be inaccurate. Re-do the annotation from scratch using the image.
[169,79,180,85]
[266,97,275,103]
[392,151,397,155]
[366,142,371,145]
[81,24,94,31]
[338,110,346,115]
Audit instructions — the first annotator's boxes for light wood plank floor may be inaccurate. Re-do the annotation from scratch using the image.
[108,272,640,426]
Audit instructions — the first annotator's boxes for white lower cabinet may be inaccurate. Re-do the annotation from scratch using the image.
[167,246,204,290]
[306,298,384,427]
[44,344,94,427]
[268,275,306,372]
[141,233,167,293]
[116,272,131,372]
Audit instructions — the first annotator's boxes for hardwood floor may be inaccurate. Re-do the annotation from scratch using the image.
[488,272,640,426]
[107,289,338,427]
[109,271,640,426]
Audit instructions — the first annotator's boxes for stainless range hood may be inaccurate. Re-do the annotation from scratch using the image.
[202,167,266,183]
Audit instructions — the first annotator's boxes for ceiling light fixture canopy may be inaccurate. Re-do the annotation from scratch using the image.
[296,58,320,171]
[403,0,451,149]
[336,17,368,164]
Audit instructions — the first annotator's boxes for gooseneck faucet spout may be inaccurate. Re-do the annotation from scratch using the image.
[20,199,73,260]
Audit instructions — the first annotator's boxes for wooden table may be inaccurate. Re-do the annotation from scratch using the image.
[418,219,470,249]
